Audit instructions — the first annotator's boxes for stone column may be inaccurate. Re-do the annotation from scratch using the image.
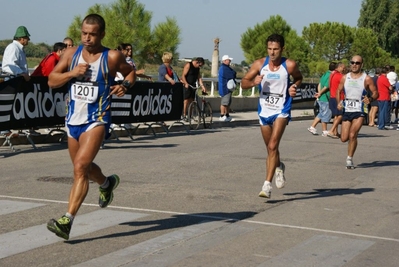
[211,38,220,77]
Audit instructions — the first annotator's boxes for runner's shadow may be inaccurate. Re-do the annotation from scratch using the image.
[65,211,257,244]
[357,160,399,168]
[266,187,374,204]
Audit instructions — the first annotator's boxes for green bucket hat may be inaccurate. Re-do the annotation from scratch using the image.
[14,26,30,38]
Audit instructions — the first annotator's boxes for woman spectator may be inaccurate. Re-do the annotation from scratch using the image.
[116,43,152,80]
[158,52,179,84]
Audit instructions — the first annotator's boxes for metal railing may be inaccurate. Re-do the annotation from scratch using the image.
[201,78,257,97]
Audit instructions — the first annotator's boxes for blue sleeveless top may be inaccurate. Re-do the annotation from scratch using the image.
[66,45,114,125]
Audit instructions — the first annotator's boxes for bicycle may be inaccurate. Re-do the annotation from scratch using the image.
[187,85,213,130]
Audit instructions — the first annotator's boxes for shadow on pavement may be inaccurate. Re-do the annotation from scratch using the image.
[357,160,399,168]
[266,187,374,204]
[65,211,257,244]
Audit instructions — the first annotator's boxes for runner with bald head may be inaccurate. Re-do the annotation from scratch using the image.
[336,55,378,169]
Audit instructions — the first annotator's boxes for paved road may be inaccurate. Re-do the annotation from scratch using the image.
[1,119,399,266]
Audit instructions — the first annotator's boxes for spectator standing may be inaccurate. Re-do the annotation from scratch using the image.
[336,55,378,169]
[46,14,136,240]
[218,55,236,122]
[387,65,399,124]
[386,65,397,87]
[368,68,380,127]
[180,57,207,120]
[393,82,399,128]
[63,37,74,48]
[1,26,35,136]
[1,26,31,82]
[241,34,303,199]
[327,62,345,138]
[158,52,179,84]
[377,66,394,130]
[31,42,67,76]
[117,43,151,80]
[307,62,335,136]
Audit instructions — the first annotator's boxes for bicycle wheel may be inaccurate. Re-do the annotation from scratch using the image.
[203,102,213,129]
[188,101,201,130]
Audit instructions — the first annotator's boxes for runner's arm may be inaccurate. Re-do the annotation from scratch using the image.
[335,75,346,109]
[48,47,86,88]
[241,58,264,89]
[364,75,379,104]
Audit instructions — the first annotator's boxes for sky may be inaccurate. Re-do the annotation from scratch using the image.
[0,0,363,63]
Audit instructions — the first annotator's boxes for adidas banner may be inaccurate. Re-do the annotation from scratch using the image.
[0,77,184,131]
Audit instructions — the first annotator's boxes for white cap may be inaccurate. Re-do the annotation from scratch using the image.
[222,55,233,61]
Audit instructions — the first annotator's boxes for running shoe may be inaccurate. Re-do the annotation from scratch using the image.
[384,125,394,130]
[307,126,318,135]
[346,158,354,169]
[47,215,72,240]
[321,131,329,137]
[219,116,227,122]
[259,181,272,198]
[275,162,286,189]
[99,174,120,208]
[225,116,232,122]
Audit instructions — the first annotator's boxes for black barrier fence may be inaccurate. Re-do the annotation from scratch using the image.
[292,83,318,103]
[0,77,317,132]
[0,77,184,131]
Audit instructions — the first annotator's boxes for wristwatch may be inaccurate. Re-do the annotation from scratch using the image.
[122,80,132,89]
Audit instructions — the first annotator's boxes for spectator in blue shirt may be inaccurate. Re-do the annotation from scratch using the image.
[218,55,236,122]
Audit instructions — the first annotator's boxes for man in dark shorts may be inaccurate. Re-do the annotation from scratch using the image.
[336,55,378,169]
[180,57,207,120]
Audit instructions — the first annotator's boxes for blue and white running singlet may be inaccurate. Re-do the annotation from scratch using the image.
[258,57,292,119]
[66,45,114,126]
[343,72,368,113]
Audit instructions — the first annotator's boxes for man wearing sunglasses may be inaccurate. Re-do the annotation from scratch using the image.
[335,55,378,169]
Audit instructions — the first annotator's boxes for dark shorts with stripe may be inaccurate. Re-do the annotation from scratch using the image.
[342,112,365,121]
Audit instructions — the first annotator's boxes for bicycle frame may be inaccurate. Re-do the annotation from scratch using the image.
[187,85,213,129]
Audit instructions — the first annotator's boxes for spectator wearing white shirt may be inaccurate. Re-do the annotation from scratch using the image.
[1,26,40,136]
[386,65,398,86]
[1,26,31,82]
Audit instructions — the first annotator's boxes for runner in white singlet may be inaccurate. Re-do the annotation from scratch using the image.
[241,34,303,199]
[336,55,378,169]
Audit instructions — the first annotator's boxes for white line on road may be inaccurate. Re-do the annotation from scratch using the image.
[2,194,398,243]
[0,209,148,259]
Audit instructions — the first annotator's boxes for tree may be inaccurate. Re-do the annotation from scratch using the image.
[302,22,353,62]
[151,17,181,64]
[65,0,181,67]
[350,27,391,69]
[358,0,399,57]
[240,15,298,63]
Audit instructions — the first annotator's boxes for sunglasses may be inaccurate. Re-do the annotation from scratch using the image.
[350,61,362,65]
